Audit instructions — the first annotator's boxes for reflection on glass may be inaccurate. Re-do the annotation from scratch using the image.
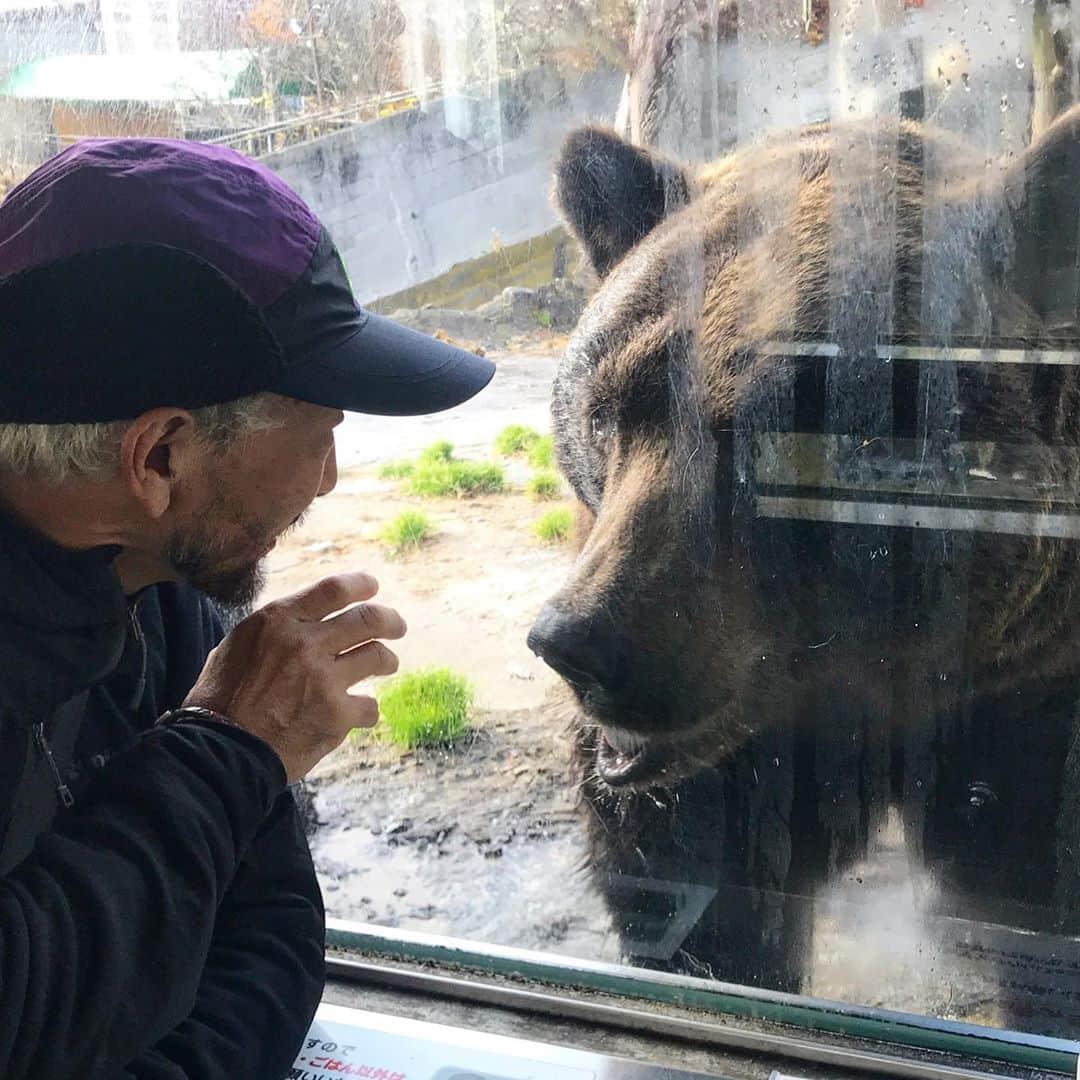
[4,0,1080,1043]
[528,0,1080,1036]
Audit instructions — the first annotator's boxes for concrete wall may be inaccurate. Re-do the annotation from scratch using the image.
[264,66,621,306]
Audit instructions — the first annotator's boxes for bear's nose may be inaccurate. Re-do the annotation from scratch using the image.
[527,603,623,693]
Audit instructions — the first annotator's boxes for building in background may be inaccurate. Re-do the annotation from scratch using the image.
[2,47,257,158]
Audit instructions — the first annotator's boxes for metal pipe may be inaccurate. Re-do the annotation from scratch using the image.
[325,955,1018,1080]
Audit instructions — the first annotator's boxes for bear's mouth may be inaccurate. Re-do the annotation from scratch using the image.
[596,726,673,787]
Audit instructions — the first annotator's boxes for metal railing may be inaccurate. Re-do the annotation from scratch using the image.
[324,919,1080,1078]
[207,82,445,158]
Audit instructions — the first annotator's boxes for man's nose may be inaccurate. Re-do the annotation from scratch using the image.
[318,441,338,497]
[527,603,624,694]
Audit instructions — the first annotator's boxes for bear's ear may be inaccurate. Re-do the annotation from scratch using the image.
[554,126,692,279]
[995,107,1080,336]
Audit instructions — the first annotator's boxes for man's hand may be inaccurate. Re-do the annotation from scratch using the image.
[185,573,406,782]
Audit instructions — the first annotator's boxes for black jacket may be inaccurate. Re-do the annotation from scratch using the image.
[0,512,325,1078]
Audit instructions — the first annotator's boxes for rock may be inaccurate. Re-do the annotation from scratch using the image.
[501,286,540,321]
[535,278,587,328]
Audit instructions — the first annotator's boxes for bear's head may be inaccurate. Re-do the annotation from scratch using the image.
[527,116,1080,794]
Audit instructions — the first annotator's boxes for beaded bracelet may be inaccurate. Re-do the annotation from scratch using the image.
[156,705,241,730]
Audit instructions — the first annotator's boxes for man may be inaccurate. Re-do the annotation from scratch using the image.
[0,138,495,1078]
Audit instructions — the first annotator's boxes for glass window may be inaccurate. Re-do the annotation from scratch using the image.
[4,0,1080,1046]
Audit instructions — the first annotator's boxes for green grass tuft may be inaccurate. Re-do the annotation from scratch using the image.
[527,435,555,470]
[378,461,415,480]
[377,668,474,748]
[493,424,541,457]
[533,506,573,544]
[419,440,455,464]
[379,510,435,555]
[379,440,504,498]
[527,469,561,501]
[408,458,504,498]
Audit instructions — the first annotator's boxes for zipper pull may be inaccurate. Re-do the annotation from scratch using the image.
[127,603,148,712]
[34,723,75,809]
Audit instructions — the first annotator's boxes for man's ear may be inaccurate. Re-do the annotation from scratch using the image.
[554,126,693,278]
[119,407,198,521]
[994,105,1080,335]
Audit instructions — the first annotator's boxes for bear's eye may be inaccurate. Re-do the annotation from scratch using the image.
[589,410,615,446]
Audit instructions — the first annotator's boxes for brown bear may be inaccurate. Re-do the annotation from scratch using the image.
[527,109,1080,1028]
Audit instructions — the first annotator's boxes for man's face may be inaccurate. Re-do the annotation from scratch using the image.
[166,397,343,610]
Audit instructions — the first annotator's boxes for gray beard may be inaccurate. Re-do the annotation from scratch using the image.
[164,529,266,616]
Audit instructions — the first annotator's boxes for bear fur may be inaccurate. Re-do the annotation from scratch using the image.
[529,110,1080,1022]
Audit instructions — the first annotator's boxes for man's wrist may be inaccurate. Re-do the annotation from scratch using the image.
[157,705,240,730]
[156,706,288,787]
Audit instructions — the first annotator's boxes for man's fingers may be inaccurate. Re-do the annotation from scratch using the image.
[320,603,407,653]
[335,640,400,684]
[350,695,380,730]
[279,572,380,621]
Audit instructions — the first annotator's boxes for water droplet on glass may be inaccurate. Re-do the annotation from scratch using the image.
[962,72,971,91]
[1015,56,1025,69]
[1000,94,1009,112]
[772,757,781,767]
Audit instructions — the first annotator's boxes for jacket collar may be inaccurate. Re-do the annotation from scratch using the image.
[0,504,128,718]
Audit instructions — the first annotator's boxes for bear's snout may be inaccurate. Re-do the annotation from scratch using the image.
[528,603,626,695]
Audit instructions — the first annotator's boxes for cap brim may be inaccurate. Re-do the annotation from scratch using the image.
[273,311,496,417]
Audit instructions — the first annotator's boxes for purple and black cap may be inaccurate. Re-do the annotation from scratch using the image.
[0,138,495,423]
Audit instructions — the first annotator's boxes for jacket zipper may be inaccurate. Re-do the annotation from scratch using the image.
[27,602,145,815]
[127,600,147,712]
[33,722,75,809]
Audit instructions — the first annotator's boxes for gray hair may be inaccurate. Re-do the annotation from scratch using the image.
[0,393,283,484]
